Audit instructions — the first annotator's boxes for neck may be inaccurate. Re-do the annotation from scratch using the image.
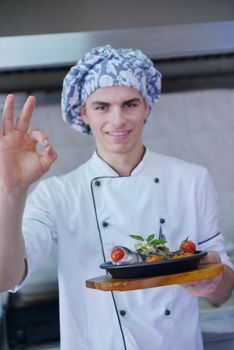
[97,146,145,176]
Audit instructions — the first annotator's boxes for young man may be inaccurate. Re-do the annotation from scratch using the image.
[0,45,233,350]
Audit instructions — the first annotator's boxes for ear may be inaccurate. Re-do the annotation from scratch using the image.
[143,101,150,121]
[80,105,89,124]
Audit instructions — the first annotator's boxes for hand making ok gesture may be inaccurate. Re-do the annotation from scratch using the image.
[0,94,57,189]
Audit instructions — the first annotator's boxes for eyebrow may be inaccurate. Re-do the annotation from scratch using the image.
[91,101,109,107]
[91,98,142,107]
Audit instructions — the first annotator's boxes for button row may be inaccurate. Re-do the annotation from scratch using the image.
[101,219,165,228]
[119,309,170,317]
[95,178,160,187]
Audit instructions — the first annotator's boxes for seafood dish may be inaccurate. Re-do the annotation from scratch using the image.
[110,234,197,265]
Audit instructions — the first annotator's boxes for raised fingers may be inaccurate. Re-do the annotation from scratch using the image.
[15,96,36,132]
[1,94,15,135]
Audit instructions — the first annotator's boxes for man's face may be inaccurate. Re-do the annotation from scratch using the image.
[80,86,149,161]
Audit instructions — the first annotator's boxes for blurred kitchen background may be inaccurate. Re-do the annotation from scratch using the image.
[0,0,234,349]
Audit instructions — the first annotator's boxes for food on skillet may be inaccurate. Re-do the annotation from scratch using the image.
[110,234,197,265]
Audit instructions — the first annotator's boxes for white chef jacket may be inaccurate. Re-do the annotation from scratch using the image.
[12,149,233,350]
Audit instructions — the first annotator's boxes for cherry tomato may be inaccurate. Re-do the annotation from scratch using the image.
[180,237,196,252]
[111,247,125,262]
[145,255,164,263]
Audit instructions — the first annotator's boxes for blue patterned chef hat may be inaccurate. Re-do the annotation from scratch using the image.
[61,45,162,135]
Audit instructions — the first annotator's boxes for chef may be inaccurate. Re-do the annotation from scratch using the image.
[0,45,233,350]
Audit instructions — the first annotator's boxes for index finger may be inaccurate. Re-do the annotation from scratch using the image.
[15,95,36,132]
[1,94,15,135]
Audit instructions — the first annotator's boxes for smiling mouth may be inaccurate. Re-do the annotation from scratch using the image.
[107,131,130,136]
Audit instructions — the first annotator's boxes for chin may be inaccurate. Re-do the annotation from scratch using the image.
[109,146,133,155]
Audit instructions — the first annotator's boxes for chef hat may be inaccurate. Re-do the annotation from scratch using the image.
[61,44,162,135]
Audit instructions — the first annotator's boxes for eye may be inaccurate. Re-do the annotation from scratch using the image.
[95,105,108,111]
[125,101,138,108]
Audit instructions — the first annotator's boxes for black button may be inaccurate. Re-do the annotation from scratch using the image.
[102,221,108,227]
[165,309,171,316]
[120,310,126,316]
[160,218,165,224]
[154,177,159,183]
[95,180,101,187]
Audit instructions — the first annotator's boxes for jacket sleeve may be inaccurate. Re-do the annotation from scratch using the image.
[197,168,233,270]
[9,178,58,292]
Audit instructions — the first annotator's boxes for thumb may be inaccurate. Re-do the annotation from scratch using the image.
[200,250,221,264]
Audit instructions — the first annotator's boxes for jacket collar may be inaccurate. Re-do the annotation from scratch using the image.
[89,148,150,177]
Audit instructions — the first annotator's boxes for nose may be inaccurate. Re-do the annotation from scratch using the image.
[110,107,126,127]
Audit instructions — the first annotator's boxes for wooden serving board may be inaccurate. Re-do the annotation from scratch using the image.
[86,263,224,292]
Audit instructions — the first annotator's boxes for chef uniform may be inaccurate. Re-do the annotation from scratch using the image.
[10,45,233,350]
[16,148,233,350]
